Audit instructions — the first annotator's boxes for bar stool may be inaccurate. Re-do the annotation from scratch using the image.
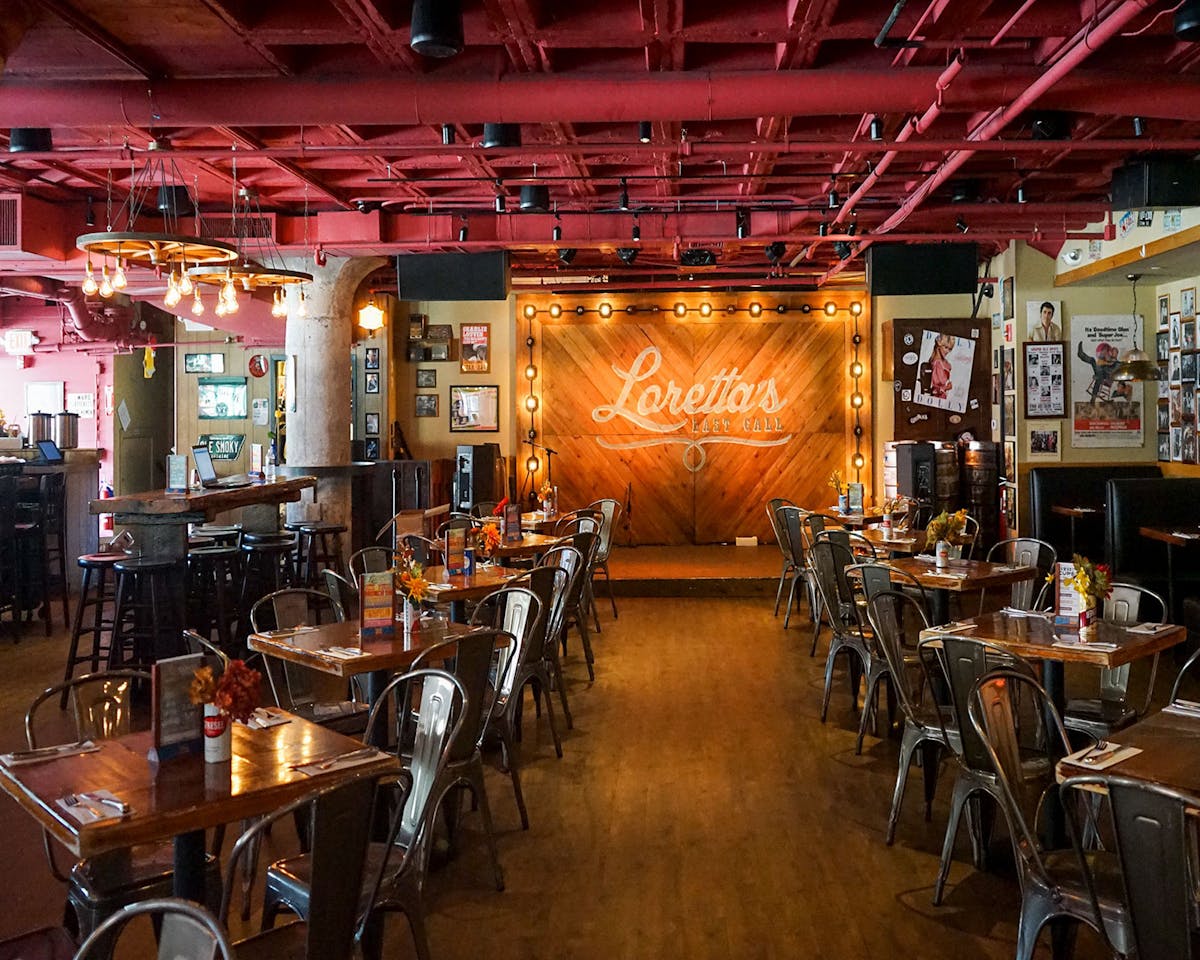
[38,473,70,632]
[110,557,186,666]
[187,545,240,655]
[297,521,347,586]
[191,523,242,547]
[61,552,121,706]
[238,535,297,622]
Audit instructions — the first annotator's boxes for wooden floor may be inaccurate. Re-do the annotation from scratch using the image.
[0,590,1128,958]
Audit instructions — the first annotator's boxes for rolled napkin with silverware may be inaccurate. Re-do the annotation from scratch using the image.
[56,790,130,823]
[289,746,385,776]
[1,740,100,767]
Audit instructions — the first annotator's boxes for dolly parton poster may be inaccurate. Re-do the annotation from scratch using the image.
[1070,314,1141,448]
[912,328,977,414]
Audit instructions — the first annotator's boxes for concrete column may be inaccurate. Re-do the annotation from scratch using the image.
[282,255,385,537]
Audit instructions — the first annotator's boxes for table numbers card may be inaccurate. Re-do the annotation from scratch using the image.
[150,653,205,763]
[360,570,395,637]
[445,526,467,574]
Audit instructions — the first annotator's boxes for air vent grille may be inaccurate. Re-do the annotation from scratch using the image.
[0,198,19,247]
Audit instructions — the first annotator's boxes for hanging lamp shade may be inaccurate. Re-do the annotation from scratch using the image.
[410,0,464,58]
[520,185,550,212]
[358,299,385,331]
[1112,349,1163,382]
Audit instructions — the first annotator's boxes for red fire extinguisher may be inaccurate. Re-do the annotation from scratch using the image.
[99,481,114,536]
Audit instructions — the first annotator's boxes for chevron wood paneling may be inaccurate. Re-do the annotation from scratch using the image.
[527,305,868,545]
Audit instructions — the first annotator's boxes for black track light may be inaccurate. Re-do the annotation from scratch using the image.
[846,222,857,237]
[1133,116,1146,138]
[638,121,652,143]
[736,209,749,240]
[552,223,562,242]
[84,195,95,227]
[618,178,630,212]
[632,221,641,243]
[828,189,840,209]
[411,0,464,58]
[481,123,521,148]
[955,217,969,234]
[1177,0,1200,41]
[494,194,506,213]
[765,241,786,264]
[869,117,883,141]
[833,241,853,261]
[818,221,829,237]
[616,247,638,265]
[458,218,468,242]
[1017,185,1027,204]
[557,247,577,265]
[441,123,455,145]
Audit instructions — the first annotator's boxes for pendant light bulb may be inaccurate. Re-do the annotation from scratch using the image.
[163,272,181,308]
[82,260,98,296]
[215,298,227,318]
[98,264,113,298]
[179,264,193,295]
[112,258,127,290]
[191,287,204,316]
[297,288,307,318]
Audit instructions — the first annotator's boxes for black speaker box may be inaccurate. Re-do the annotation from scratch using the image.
[396,252,510,301]
[453,443,503,511]
[1110,158,1200,210]
[895,442,936,501]
[866,243,978,296]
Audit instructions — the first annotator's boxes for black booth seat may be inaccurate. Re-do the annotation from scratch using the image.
[1106,477,1200,611]
[1028,465,1161,561]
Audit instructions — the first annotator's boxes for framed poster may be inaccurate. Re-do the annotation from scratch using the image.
[1185,320,1197,351]
[1159,294,1170,331]
[364,437,380,460]
[415,394,439,417]
[1003,394,1016,435]
[416,369,437,388]
[1001,276,1014,321]
[1171,312,1182,348]
[197,377,247,419]
[1027,300,1063,342]
[1157,332,1170,362]
[365,372,380,394]
[364,347,380,371]
[1023,341,1066,418]
[1028,423,1062,461]
[1158,403,1170,431]
[1159,431,1170,461]
[1071,314,1142,448]
[184,353,224,374]
[1184,286,1196,319]
[364,412,380,436]
[449,385,500,432]
[460,323,490,373]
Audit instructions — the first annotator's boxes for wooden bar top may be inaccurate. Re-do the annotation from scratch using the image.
[248,618,473,678]
[0,716,396,861]
[921,612,1186,668]
[1057,708,1200,793]
[91,475,317,517]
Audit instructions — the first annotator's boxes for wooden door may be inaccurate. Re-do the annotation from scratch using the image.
[113,349,175,495]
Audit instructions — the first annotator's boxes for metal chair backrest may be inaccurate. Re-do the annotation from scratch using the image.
[766,497,795,548]
[923,634,1037,772]
[1097,582,1167,701]
[866,590,931,721]
[510,565,569,662]
[850,561,930,613]
[400,534,442,568]
[960,514,981,559]
[471,501,499,518]
[26,670,150,749]
[323,569,359,622]
[250,589,337,709]
[808,538,858,632]
[363,668,466,855]
[436,516,474,540]
[554,511,601,538]
[587,498,622,563]
[968,669,1074,893]
[985,537,1057,610]
[411,629,508,764]
[775,504,806,567]
[1169,646,1200,704]
[537,544,586,640]
[348,546,398,586]
[1060,773,1200,960]
[77,897,235,960]
[470,587,542,713]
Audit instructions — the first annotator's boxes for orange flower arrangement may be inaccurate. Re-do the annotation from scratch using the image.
[189,659,262,723]
[393,542,430,605]
[538,479,553,501]
[477,523,502,558]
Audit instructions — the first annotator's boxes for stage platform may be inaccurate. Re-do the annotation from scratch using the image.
[605,544,780,597]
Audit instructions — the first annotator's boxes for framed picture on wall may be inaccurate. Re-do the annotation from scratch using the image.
[364,347,380,371]
[1158,403,1170,431]
[364,412,380,436]
[184,353,224,374]
[416,369,437,388]
[1184,287,1197,319]
[460,323,490,373]
[1171,312,1183,349]
[197,377,248,419]
[1160,294,1170,331]
[414,394,438,418]
[1027,423,1062,461]
[1159,431,1170,461]
[1022,341,1066,418]
[449,385,499,432]
[364,437,380,460]
[365,372,380,394]
[1001,276,1014,321]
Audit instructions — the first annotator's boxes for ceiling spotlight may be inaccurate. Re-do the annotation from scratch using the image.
[638,121,652,143]
[616,247,638,265]
[679,248,716,267]
[765,241,787,264]
[833,241,853,260]
[494,186,506,214]
[955,217,969,234]
[458,219,468,243]
[410,0,464,57]
[557,247,577,266]
[552,223,562,242]
[1030,111,1070,141]
[869,117,883,141]
[618,178,630,212]
[441,123,456,145]
[84,195,95,228]
[520,185,550,212]
[1132,116,1146,138]
[845,222,857,237]
[1177,0,1200,40]
[736,209,749,240]
[1016,185,1027,204]
[828,189,840,209]
[631,221,641,243]
[818,221,829,237]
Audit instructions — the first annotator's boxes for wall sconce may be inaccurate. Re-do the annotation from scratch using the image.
[358,297,385,332]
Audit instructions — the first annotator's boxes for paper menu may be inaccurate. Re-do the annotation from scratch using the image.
[847,483,865,513]
[445,526,467,574]
[359,570,395,637]
[1055,562,1082,619]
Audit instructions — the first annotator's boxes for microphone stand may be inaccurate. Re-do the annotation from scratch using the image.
[524,439,558,486]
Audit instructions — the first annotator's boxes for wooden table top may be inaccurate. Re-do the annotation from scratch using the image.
[884,555,1037,593]
[248,618,473,677]
[921,611,1186,668]
[423,564,524,601]
[1051,504,1105,518]
[91,476,317,517]
[1139,524,1200,548]
[859,525,971,555]
[825,506,887,526]
[520,511,562,534]
[490,532,560,559]
[0,715,397,861]
[1057,708,1200,794]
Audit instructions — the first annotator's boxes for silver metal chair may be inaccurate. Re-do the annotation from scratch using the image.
[75,897,235,960]
[809,538,871,724]
[587,497,623,621]
[980,537,1057,614]
[348,547,399,586]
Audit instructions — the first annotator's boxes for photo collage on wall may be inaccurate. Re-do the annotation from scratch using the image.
[1161,289,1199,463]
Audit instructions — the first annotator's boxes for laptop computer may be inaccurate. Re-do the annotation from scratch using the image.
[192,444,253,489]
[36,439,65,465]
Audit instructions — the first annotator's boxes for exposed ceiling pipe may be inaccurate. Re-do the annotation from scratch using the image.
[0,274,120,341]
[820,0,1158,285]
[6,66,1200,127]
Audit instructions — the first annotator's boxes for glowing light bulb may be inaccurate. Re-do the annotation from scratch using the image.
[523,304,536,319]
[673,302,687,317]
[98,265,113,298]
[598,303,613,319]
[82,260,98,296]
[525,395,539,412]
[548,303,562,318]
[850,392,864,408]
[525,364,537,380]
[215,298,227,318]
[849,301,863,316]
[191,288,204,316]
[851,452,865,469]
[297,289,307,317]
[179,268,193,295]
[850,361,864,378]
[699,303,712,317]
[824,301,838,316]
[748,302,762,317]
[526,456,540,473]
[112,259,127,290]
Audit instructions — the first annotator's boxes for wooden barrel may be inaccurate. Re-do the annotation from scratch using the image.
[961,441,1001,549]
[933,444,959,501]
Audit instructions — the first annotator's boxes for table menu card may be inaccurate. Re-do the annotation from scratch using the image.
[847,482,865,513]
[360,570,395,637]
[151,653,204,762]
[1055,562,1082,619]
[165,454,188,494]
[445,526,467,574]
[505,502,522,542]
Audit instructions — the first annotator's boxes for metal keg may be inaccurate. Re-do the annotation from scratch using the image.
[933,443,959,511]
[26,412,52,444]
[53,412,79,449]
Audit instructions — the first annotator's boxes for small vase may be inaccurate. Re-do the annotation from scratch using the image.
[203,703,231,763]
[881,512,893,535]
[402,600,414,643]
[541,498,553,517]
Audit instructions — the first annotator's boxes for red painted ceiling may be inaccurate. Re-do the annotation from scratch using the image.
[1,0,1198,295]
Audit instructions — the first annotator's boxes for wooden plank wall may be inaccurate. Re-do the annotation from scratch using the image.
[522,294,869,545]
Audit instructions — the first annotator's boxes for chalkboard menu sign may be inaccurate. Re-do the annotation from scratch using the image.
[151,653,205,763]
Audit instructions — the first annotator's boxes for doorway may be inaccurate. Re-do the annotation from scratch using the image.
[113,348,175,495]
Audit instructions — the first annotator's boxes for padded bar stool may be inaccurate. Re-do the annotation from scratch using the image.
[297,521,347,586]
[187,545,241,655]
[110,557,186,666]
[60,552,121,705]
